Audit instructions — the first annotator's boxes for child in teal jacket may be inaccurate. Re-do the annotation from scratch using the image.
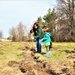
[42,27,52,56]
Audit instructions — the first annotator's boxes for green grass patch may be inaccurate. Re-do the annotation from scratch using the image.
[0,42,75,68]
[0,42,23,68]
[36,42,75,62]
[16,54,23,60]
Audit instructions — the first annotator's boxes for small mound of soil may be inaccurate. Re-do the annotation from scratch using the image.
[0,52,4,55]
[8,61,19,67]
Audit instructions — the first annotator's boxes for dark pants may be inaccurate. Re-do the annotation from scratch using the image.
[36,38,41,53]
[49,42,52,48]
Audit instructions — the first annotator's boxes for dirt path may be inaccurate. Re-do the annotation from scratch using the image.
[0,42,75,75]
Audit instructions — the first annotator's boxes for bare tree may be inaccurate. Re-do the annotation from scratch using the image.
[9,27,17,41]
[56,0,75,41]
[0,30,3,39]
[17,22,25,41]
[9,22,27,42]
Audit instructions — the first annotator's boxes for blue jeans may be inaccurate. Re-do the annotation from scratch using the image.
[36,38,42,53]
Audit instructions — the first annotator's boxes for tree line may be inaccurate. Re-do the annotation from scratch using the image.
[36,0,75,42]
[1,0,74,42]
[8,22,28,42]
[0,30,3,39]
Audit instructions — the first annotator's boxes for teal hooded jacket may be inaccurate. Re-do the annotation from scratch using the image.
[42,32,51,46]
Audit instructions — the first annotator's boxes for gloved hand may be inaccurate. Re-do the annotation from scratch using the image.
[40,39,43,42]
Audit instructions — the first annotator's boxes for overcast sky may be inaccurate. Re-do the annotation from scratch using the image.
[0,0,56,38]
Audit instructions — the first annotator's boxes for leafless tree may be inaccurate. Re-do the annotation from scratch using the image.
[9,22,27,41]
[9,27,17,41]
[0,30,3,39]
[17,22,25,41]
[56,0,75,41]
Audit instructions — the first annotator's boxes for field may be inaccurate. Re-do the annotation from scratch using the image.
[0,42,75,75]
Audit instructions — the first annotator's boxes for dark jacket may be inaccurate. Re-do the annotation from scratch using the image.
[33,27,44,39]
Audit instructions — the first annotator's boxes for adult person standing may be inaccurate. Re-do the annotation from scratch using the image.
[30,22,44,53]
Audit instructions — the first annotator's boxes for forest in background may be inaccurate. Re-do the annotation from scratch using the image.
[0,0,75,42]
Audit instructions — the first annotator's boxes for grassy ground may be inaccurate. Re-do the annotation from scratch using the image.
[36,42,75,62]
[0,41,75,74]
[0,42,23,68]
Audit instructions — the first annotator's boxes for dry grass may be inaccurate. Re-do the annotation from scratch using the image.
[0,41,75,75]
